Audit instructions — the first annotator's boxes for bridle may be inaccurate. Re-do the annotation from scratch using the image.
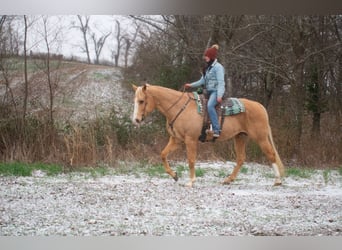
[135,88,149,123]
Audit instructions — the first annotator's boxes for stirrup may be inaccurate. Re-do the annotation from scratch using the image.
[206,128,220,137]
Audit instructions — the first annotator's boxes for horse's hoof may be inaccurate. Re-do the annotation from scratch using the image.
[273,181,282,186]
[222,180,231,185]
[185,182,193,188]
[173,172,179,182]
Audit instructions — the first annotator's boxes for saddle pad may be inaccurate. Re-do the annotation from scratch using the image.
[193,92,245,116]
[193,92,204,114]
[223,97,246,116]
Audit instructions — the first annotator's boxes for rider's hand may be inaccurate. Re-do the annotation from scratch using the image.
[217,97,223,103]
[184,83,192,89]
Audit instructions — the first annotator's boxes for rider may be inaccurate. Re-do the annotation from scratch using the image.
[185,44,226,137]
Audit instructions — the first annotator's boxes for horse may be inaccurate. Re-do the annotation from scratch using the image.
[132,84,285,187]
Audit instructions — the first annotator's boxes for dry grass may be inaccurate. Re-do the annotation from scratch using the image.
[1,103,341,170]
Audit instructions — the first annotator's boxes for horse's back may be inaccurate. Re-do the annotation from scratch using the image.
[239,98,268,118]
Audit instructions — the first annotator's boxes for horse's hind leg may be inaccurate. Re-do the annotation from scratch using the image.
[223,133,247,185]
[161,136,181,181]
[258,138,282,186]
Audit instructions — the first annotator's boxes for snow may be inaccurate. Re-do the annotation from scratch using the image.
[57,66,130,123]
[1,161,341,236]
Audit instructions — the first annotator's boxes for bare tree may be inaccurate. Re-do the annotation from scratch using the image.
[0,15,18,116]
[123,22,140,68]
[76,15,91,64]
[112,20,124,67]
[91,31,111,65]
[36,15,63,125]
[0,15,6,37]
[23,15,28,121]
[330,15,342,126]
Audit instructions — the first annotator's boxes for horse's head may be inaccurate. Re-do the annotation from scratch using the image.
[132,84,155,125]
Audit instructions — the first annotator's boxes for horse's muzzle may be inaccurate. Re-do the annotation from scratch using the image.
[134,115,145,125]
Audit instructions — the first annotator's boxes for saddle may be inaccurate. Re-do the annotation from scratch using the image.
[193,92,245,142]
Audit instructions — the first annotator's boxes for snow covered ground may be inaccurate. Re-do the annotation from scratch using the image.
[55,66,130,123]
[1,161,341,236]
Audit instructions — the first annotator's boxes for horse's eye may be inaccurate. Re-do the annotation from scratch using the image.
[138,100,144,105]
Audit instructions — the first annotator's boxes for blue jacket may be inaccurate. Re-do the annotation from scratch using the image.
[190,60,225,98]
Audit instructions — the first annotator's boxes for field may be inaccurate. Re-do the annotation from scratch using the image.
[1,161,341,236]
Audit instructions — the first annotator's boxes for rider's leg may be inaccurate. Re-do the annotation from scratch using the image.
[207,91,220,136]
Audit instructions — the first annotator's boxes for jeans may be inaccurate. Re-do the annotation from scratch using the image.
[207,90,220,134]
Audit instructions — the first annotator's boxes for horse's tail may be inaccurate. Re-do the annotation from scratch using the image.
[268,125,285,177]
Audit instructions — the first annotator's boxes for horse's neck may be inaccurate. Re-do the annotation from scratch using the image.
[149,86,184,118]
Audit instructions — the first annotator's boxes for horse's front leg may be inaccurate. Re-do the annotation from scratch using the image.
[161,136,181,181]
[185,137,198,187]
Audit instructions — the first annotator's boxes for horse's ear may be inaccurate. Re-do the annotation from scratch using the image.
[142,83,149,92]
[132,84,138,91]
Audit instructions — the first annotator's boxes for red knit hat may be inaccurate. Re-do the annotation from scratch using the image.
[204,44,219,60]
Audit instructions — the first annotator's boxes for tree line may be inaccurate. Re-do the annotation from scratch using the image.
[0,15,140,66]
[127,15,342,166]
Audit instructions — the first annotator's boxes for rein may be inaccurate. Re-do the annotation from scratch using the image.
[168,93,194,131]
[164,86,186,113]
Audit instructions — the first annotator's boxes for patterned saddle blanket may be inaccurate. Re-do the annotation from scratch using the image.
[193,92,245,116]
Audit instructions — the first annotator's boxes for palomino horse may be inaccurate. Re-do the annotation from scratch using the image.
[132,84,284,187]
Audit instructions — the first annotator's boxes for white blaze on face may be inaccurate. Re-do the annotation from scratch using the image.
[133,95,139,124]
[132,86,144,125]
